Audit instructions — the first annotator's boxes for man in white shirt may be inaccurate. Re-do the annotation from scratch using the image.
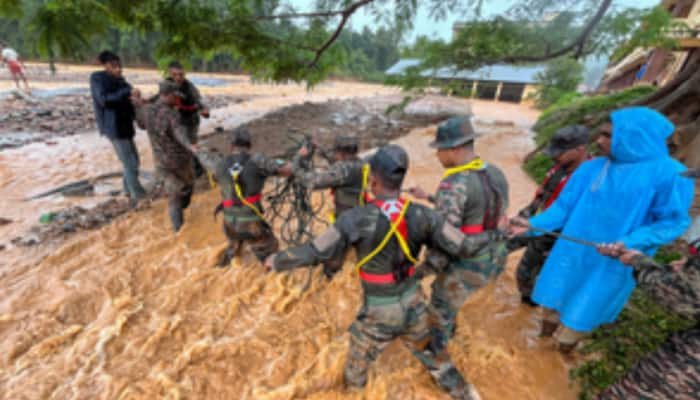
[1,42,29,91]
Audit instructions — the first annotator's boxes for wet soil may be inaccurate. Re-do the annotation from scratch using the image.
[0,66,576,400]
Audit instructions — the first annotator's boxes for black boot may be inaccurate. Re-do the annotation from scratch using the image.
[168,198,184,232]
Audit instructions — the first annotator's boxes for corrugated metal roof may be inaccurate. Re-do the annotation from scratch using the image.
[385,58,546,84]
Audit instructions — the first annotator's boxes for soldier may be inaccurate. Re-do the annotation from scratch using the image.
[293,135,369,278]
[596,193,700,399]
[510,125,590,306]
[166,61,209,176]
[409,116,509,350]
[195,128,292,267]
[265,144,490,400]
[132,81,196,232]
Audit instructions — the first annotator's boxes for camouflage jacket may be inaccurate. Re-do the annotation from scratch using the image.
[174,78,206,127]
[432,162,509,230]
[135,100,193,171]
[272,197,492,298]
[519,164,570,218]
[632,255,700,320]
[197,149,285,220]
[295,156,365,214]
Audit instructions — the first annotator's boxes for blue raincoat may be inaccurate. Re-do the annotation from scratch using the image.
[530,107,694,332]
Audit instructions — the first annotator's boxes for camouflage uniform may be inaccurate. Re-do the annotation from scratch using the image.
[597,254,700,399]
[424,117,509,350]
[294,136,366,277]
[510,125,590,302]
[271,145,485,399]
[511,165,569,299]
[135,93,194,231]
[196,138,286,265]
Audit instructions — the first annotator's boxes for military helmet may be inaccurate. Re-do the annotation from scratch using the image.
[369,144,409,189]
[544,125,590,158]
[231,127,252,147]
[334,135,358,153]
[430,116,477,149]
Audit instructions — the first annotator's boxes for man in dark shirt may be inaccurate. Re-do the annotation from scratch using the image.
[89,51,146,200]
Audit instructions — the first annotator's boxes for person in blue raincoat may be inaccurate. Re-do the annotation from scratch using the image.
[510,107,694,352]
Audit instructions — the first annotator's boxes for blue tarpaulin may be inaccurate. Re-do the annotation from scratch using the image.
[530,107,694,332]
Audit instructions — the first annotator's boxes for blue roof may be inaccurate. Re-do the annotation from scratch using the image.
[385,58,546,84]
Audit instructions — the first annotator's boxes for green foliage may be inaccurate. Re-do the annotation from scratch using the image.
[609,6,687,63]
[532,85,656,146]
[523,153,555,183]
[533,58,583,109]
[571,289,694,399]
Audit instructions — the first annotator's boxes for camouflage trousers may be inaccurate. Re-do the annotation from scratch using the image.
[430,243,507,351]
[184,123,204,178]
[597,328,700,400]
[158,165,194,232]
[515,235,556,298]
[346,286,480,400]
[221,216,279,264]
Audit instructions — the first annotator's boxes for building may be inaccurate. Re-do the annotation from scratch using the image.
[385,58,545,103]
[599,0,700,91]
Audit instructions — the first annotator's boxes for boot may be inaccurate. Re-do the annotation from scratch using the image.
[540,320,559,337]
[168,199,184,232]
[217,241,242,268]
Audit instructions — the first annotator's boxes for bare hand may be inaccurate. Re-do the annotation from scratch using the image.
[619,249,644,266]
[130,89,143,105]
[200,108,210,118]
[190,144,199,153]
[408,187,429,200]
[670,256,687,272]
[298,146,310,158]
[508,216,530,237]
[597,242,625,258]
[263,254,276,272]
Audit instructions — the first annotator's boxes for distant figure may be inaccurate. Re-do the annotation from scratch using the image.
[0,42,29,92]
[89,51,146,200]
[510,107,694,353]
[166,61,209,176]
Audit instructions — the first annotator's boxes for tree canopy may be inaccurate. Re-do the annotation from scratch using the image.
[0,0,687,85]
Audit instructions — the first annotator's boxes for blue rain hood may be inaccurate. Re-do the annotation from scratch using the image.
[529,107,693,332]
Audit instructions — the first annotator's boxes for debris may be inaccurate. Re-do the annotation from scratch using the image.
[0,217,12,226]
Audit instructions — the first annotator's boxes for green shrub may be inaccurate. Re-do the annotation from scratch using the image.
[532,86,656,146]
[571,246,691,399]
[523,153,555,183]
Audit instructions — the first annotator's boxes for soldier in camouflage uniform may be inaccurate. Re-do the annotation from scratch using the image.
[165,61,210,176]
[266,145,490,400]
[133,81,196,232]
[509,125,590,306]
[195,128,292,267]
[409,116,509,350]
[597,190,700,399]
[293,135,368,278]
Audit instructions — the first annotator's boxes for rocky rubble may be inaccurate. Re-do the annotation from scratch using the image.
[0,93,246,150]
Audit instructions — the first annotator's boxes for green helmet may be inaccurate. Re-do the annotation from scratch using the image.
[430,116,477,149]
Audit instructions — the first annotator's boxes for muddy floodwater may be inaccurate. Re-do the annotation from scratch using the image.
[0,66,578,399]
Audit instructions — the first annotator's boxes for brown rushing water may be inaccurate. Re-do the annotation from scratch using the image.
[0,73,577,400]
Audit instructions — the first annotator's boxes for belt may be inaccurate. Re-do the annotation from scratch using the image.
[222,193,262,208]
[460,224,484,234]
[359,266,415,284]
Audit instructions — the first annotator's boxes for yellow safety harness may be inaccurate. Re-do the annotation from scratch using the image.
[355,198,417,275]
[231,170,266,221]
[441,157,484,179]
[328,163,371,223]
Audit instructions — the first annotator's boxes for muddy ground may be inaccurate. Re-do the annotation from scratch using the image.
[0,65,576,400]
